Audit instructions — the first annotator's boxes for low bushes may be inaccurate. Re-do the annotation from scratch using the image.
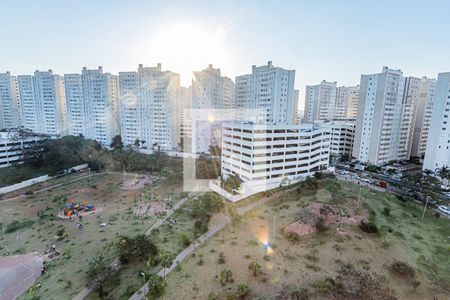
[359,221,379,233]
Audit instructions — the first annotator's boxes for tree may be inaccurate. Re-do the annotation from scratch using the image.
[223,175,242,193]
[236,282,250,299]
[159,250,176,278]
[134,138,141,148]
[86,254,119,297]
[248,261,262,277]
[110,135,124,150]
[435,166,450,184]
[147,274,165,298]
[116,235,134,263]
[133,234,158,262]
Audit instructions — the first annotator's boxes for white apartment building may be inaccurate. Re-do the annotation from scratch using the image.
[411,77,437,158]
[18,70,67,135]
[319,120,355,160]
[119,64,180,150]
[0,130,46,168]
[304,81,337,123]
[80,67,119,145]
[192,65,235,111]
[218,122,330,199]
[304,81,359,122]
[179,86,192,144]
[17,75,37,132]
[423,72,450,171]
[336,85,360,119]
[293,89,300,124]
[190,65,235,153]
[353,67,420,165]
[0,72,21,129]
[235,61,296,125]
[64,74,84,136]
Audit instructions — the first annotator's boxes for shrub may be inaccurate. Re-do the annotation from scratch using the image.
[218,252,226,264]
[314,217,327,231]
[359,221,379,233]
[389,261,416,279]
[179,233,191,247]
[236,282,250,299]
[208,292,220,300]
[56,228,65,237]
[434,212,441,218]
[383,207,391,216]
[219,268,234,286]
[5,220,35,234]
[286,232,301,243]
[248,261,262,277]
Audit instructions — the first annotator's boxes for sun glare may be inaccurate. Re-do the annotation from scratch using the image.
[143,21,228,86]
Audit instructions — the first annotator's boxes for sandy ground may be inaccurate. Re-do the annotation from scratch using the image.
[120,175,151,190]
[0,253,43,300]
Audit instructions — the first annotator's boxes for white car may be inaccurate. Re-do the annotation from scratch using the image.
[438,205,450,216]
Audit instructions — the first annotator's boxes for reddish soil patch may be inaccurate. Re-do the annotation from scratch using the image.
[121,175,151,190]
[284,201,368,236]
[284,221,317,235]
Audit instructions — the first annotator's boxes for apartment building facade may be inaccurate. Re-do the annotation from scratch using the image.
[411,77,437,158]
[304,81,359,122]
[18,70,67,135]
[353,67,419,165]
[0,72,21,129]
[319,120,355,160]
[119,64,180,150]
[235,61,296,125]
[219,122,330,197]
[423,72,450,171]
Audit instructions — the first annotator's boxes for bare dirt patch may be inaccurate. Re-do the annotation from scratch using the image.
[120,175,151,190]
[285,201,369,236]
[133,201,166,218]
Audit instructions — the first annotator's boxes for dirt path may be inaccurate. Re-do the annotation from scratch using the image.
[237,186,298,215]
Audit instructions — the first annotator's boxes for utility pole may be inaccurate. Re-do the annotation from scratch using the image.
[421,196,430,221]
[358,187,362,208]
[2,225,9,253]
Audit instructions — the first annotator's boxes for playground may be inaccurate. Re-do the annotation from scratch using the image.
[0,173,185,300]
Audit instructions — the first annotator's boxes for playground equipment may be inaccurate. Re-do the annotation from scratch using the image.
[63,200,96,217]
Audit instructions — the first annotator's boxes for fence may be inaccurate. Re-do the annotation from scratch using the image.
[0,163,88,194]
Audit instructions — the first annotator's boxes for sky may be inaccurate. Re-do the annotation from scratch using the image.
[1,0,450,108]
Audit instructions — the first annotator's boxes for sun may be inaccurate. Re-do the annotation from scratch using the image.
[141,20,228,86]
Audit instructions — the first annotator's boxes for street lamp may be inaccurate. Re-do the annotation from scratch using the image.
[140,271,146,285]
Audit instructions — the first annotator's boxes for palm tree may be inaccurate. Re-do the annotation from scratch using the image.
[159,250,175,278]
[436,166,450,186]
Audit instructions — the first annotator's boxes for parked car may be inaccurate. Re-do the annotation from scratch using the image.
[438,205,450,215]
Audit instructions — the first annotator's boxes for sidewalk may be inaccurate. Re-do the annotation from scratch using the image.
[129,214,230,300]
